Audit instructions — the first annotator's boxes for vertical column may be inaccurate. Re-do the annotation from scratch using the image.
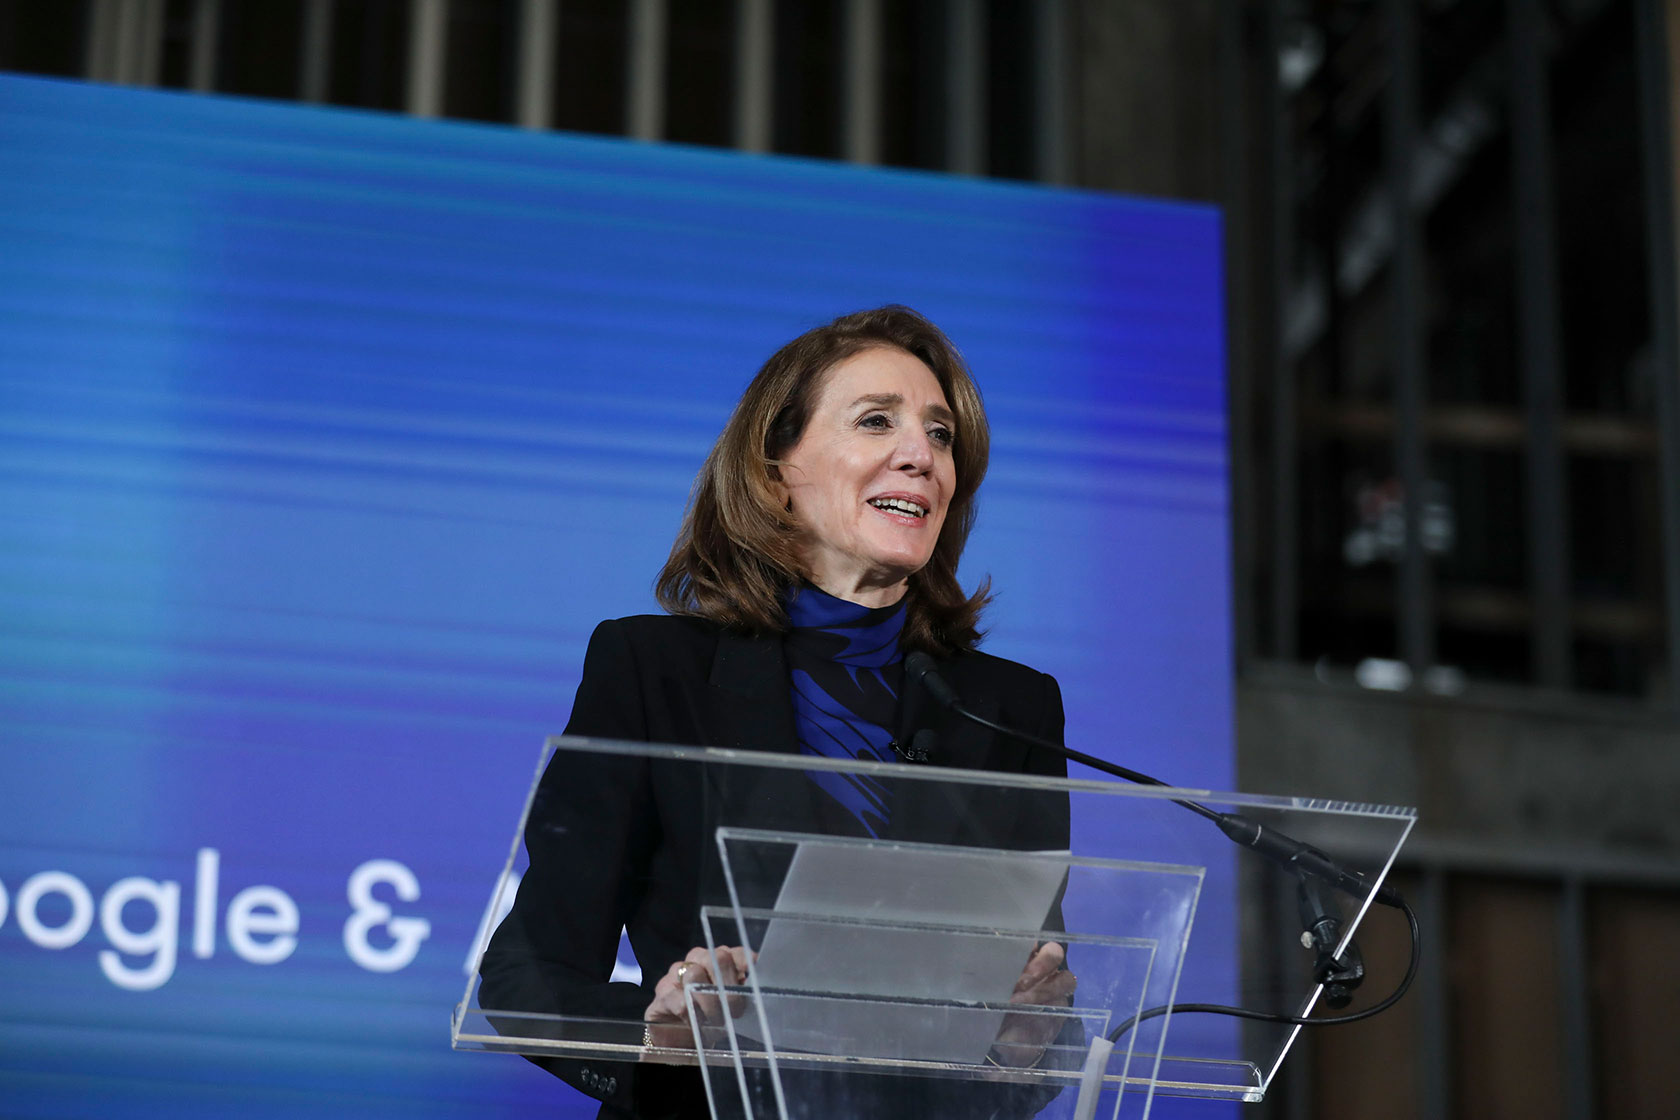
[1386,0,1434,671]
[945,0,986,174]
[189,0,221,92]
[733,0,773,151]
[133,0,164,85]
[111,0,141,83]
[1229,0,1256,664]
[407,0,447,118]
[627,0,667,141]
[85,0,114,81]
[1633,0,1680,706]
[1266,2,1299,661]
[86,0,155,85]
[299,0,334,104]
[1416,868,1451,1119]
[1557,877,1595,1119]
[1508,0,1572,688]
[516,0,557,129]
[841,0,881,164]
[1222,0,1257,666]
[1270,870,1314,1120]
[1032,0,1070,184]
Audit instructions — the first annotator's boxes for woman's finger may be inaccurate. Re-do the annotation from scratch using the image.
[685,945,741,1022]
[647,951,712,1020]
[1013,942,1066,993]
[1012,961,1077,1007]
[642,946,757,1045]
[643,945,756,1025]
[711,947,743,987]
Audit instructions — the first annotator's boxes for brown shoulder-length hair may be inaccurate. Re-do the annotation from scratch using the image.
[655,305,992,655]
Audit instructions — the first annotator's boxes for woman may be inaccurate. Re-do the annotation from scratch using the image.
[481,306,1076,1119]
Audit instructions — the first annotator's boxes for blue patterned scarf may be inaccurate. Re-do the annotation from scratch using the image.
[784,584,906,837]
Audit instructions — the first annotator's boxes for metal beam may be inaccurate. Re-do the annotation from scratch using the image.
[516,0,557,128]
[1267,1,1300,660]
[1387,0,1434,670]
[91,0,164,86]
[1222,0,1257,668]
[299,0,333,104]
[189,0,221,92]
[406,0,447,118]
[1632,0,1680,708]
[85,0,113,81]
[1416,868,1451,1119]
[841,0,881,164]
[1557,877,1595,1120]
[945,0,986,174]
[627,0,667,141]
[134,0,164,86]
[1509,0,1572,688]
[1282,53,1504,370]
[110,0,140,83]
[732,0,772,151]
[1032,0,1069,184]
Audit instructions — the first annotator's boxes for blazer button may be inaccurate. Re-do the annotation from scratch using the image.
[606,1077,618,1094]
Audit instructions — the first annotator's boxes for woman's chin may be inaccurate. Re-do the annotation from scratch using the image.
[861,558,931,591]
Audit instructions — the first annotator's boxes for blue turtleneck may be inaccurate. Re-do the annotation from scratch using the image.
[784,584,906,837]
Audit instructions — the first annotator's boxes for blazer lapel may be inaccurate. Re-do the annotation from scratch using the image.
[696,628,830,850]
[704,629,800,754]
[891,652,1002,845]
[894,651,1000,771]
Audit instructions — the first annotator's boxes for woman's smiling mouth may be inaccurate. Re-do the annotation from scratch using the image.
[867,495,930,519]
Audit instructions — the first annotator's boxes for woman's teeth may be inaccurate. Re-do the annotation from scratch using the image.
[869,497,927,517]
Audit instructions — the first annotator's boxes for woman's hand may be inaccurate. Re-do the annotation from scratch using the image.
[989,942,1077,1068]
[641,945,753,1050]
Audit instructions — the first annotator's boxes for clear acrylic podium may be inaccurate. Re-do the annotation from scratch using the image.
[452,736,1414,1120]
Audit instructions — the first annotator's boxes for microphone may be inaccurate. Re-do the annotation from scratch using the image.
[890,729,938,764]
[892,655,942,763]
[903,653,1423,1039]
[1297,873,1366,1009]
[902,652,1400,909]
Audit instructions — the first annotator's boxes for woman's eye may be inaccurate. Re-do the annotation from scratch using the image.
[859,413,891,430]
[929,426,954,447]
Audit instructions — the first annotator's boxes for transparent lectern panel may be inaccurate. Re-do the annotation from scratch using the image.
[703,832,1204,1120]
[687,976,1123,1120]
[453,735,1416,1117]
[695,829,1197,1120]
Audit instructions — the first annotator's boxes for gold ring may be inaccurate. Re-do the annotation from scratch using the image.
[676,962,693,983]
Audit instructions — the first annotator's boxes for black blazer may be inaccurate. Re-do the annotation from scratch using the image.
[479,614,1071,1119]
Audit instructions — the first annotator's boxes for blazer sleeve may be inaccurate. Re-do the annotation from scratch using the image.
[1010,669,1072,853]
[479,619,693,1117]
[1002,669,1082,1120]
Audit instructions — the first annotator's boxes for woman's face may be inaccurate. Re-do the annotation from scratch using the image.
[778,346,957,605]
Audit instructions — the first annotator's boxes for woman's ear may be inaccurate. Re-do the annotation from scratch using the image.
[767,461,796,514]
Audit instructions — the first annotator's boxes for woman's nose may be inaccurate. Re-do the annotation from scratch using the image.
[893,430,935,473]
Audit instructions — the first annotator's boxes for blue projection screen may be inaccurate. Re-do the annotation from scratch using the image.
[0,75,1231,1118]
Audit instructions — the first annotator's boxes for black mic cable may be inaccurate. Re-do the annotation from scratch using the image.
[902,651,1419,1036]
